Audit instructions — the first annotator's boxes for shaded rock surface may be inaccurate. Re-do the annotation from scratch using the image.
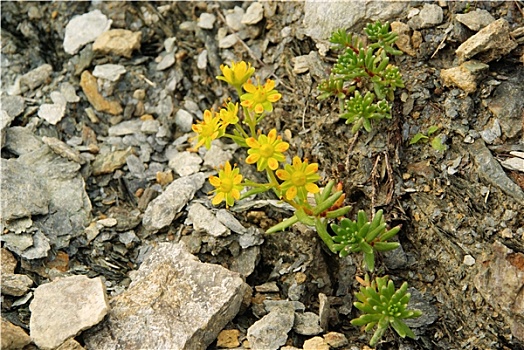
[84,242,249,350]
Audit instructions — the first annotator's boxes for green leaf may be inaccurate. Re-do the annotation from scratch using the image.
[373,241,400,251]
[380,225,401,241]
[351,313,383,326]
[326,206,352,219]
[427,125,439,136]
[391,318,416,339]
[295,208,315,226]
[431,136,447,152]
[363,251,376,271]
[409,133,428,145]
[369,322,389,347]
[265,215,298,234]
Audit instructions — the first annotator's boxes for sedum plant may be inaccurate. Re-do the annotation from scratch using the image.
[351,275,422,347]
[318,21,404,133]
[328,209,401,271]
[191,61,352,240]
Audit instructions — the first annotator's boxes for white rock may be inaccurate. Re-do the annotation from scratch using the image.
[303,0,408,42]
[92,64,126,82]
[164,37,177,53]
[60,82,80,103]
[198,13,216,29]
[242,2,264,25]
[38,102,65,125]
[463,255,476,266]
[63,10,112,55]
[408,4,444,29]
[456,9,495,31]
[174,109,194,132]
[219,34,238,49]
[203,142,234,169]
[197,50,208,69]
[226,6,245,31]
[84,242,249,350]
[29,275,109,349]
[168,151,202,176]
[156,52,176,71]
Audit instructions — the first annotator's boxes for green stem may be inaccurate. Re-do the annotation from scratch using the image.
[315,218,337,253]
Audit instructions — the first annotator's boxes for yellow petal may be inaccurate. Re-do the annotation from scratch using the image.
[267,92,281,102]
[212,192,225,205]
[305,183,320,194]
[305,163,319,175]
[224,161,232,173]
[276,169,290,180]
[265,79,275,91]
[243,80,256,93]
[209,176,221,187]
[274,142,289,152]
[246,137,259,148]
[268,129,277,141]
[254,104,264,114]
[246,153,260,164]
[231,189,241,200]
[292,156,302,167]
[286,186,297,200]
[267,158,279,170]
[233,174,243,184]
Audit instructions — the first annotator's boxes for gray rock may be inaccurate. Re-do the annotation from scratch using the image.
[164,37,177,53]
[20,64,53,91]
[382,242,408,269]
[255,281,280,293]
[17,146,91,250]
[247,302,295,350]
[92,147,133,175]
[197,50,208,69]
[141,119,160,134]
[293,312,323,336]
[126,154,145,177]
[63,10,111,55]
[264,300,306,313]
[108,119,143,136]
[1,95,25,118]
[238,227,264,249]
[142,173,205,232]
[242,2,264,25]
[198,13,216,29]
[30,275,109,350]
[216,209,247,234]
[403,288,438,330]
[60,82,80,103]
[203,142,234,169]
[288,282,305,301]
[0,110,13,149]
[487,78,524,139]
[187,203,229,237]
[1,319,31,350]
[226,7,245,31]
[456,19,518,63]
[303,0,408,42]
[230,246,260,278]
[174,109,194,132]
[92,64,126,82]
[469,139,524,204]
[85,242,249,350]
[0,233,34,252]
[474,241,524,342]
[1,158,49,222]
[408,4,443,29]
[456,9,495,31]
[4,126,43,155]
[168,151,202,176]
[157,52,176,71]
[42,136,85,164]
[480,119,501,144]
[219,34,238,49]
[500,152,524,173]
[318,293,330,331]
[1,274,33,296]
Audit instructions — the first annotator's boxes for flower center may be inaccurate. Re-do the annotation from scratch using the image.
[220,178,234,193]
[291,171,306,186]
[259,144,274,158]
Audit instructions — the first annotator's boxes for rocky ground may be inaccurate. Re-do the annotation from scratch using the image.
[1,1,524,350]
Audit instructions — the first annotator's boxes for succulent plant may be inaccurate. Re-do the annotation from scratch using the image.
[351,275,422,347]
[329,209,400,271]
[318,21,404,133]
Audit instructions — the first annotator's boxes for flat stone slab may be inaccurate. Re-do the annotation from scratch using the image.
[84,242,249,350]
[29,275,109,350]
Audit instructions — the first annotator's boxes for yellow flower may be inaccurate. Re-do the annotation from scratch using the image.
[218,102,239,129]
[245,129,289,171]
[241,78,282,114]
[209,161,243,207]
[276,156,320,201]
[217,61,255,89]
[192,110,222,149]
